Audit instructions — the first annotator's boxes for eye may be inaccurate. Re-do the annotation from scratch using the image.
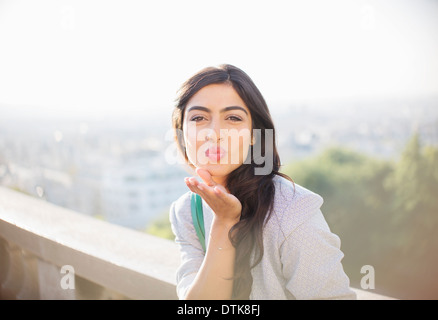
[190,115,206,122]
[226,115,242,122]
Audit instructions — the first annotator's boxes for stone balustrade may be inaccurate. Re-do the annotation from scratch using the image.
[0,186,394,300]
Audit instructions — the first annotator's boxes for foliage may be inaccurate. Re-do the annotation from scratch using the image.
[282,133,438,299]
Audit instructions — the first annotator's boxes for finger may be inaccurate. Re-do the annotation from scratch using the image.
[185,177,202,192]
[193,180,224,205]
[188,177,204,191]
[213,186,231,205]
[184,177,197,193]
[213,185,223,195]
[196,168,217,187]
[199,183,228,206]
[187,177,212,198]
[186,176,229,207]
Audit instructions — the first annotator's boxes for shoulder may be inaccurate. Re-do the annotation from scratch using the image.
[273,174,324,215]
[169,191,192,228]
[269,174,324,238]
[172,191,192,214]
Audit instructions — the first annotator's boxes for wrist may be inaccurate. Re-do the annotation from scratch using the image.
[211,215,239,231]
[209,216,239,251]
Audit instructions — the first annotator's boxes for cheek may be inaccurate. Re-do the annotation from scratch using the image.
[183,124,210,165]
[224,129,252,163]
[239,133,252,160]
[183,123,197,164]
[183,121,195,144]
[183,122,211,147]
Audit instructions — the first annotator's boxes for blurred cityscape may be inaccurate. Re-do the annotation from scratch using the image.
[1,96,437,231]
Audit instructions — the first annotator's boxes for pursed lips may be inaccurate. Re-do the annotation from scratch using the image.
[205,146,226,161]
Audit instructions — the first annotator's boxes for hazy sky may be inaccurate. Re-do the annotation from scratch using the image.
[0,0,437,119]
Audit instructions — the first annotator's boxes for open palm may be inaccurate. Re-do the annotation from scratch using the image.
[185,168,242,223]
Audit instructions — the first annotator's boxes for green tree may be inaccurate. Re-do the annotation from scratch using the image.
[385,133,438,250]
[383,134,438,298]
[282,135,438,298]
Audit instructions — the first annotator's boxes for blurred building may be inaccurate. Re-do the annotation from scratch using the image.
[0,117,189,231]
[100,152,187,229]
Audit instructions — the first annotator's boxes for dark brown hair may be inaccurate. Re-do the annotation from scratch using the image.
[172,64,292,299]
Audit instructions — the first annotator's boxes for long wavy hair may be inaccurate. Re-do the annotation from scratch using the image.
[172,64,292,299]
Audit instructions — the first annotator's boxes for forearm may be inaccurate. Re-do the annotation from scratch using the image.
[185,218,237,300]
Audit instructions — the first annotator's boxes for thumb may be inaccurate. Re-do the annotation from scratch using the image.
[196,168,217,187]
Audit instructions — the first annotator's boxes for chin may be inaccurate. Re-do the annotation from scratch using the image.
[196,163,237,178]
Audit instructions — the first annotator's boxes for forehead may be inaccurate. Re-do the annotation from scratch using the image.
[186,83,250,113]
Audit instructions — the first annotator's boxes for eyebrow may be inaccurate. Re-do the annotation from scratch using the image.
[187,106,248,115]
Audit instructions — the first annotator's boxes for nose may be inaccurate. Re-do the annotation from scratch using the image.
[205,119,224,142]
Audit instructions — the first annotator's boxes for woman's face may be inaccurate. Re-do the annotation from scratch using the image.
[183,83,253,185]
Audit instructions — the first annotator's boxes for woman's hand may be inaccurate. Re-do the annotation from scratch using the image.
[185,168,241,226]
[183,168,240,299]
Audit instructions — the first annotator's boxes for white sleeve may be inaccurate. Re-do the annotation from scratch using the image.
[280,209,356,300]
[169,200,205,299]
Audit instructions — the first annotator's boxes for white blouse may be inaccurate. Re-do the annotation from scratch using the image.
[169,174,356,300]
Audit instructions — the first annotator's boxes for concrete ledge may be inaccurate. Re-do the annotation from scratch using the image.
[0,186,395,300]
[0,186,180,299]
[351,288,396,300]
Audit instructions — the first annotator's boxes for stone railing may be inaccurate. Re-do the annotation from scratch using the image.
[0,186,394,300]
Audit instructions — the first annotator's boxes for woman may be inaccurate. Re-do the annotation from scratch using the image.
[169,64,355,300]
